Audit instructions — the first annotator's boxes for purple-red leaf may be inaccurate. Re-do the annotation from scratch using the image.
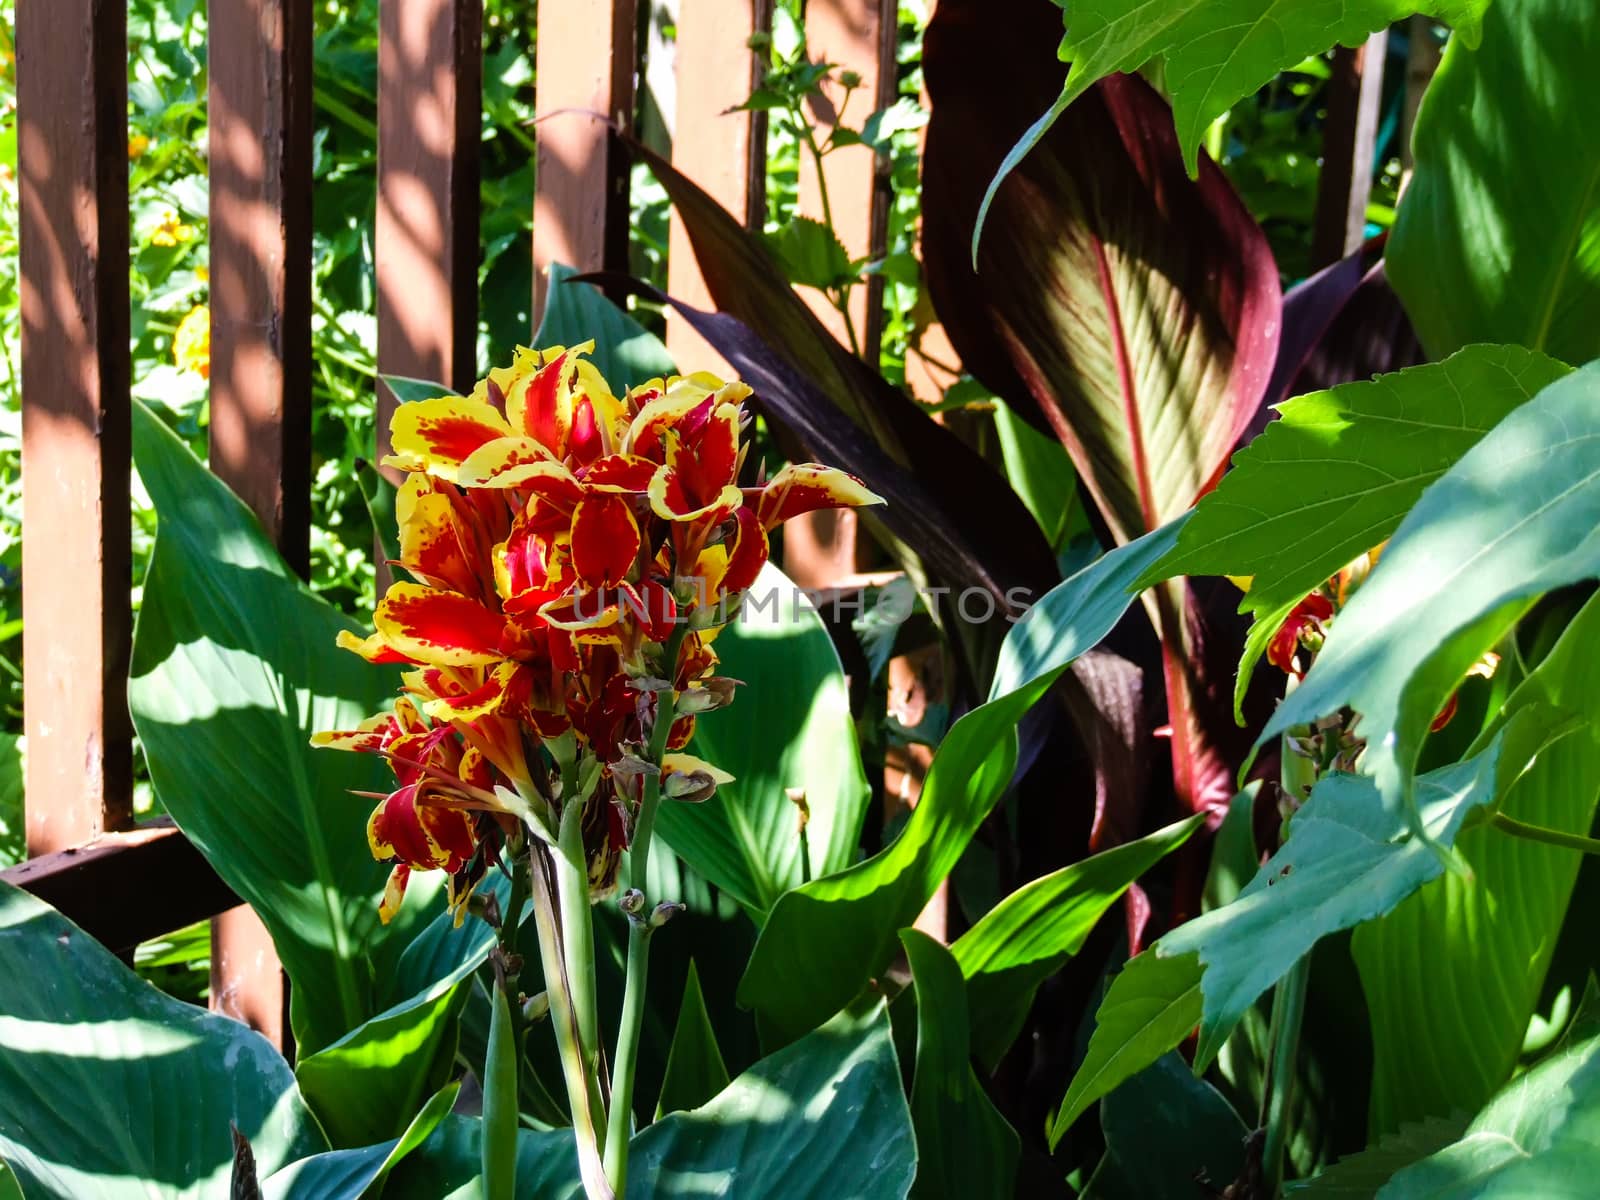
[922,3,1282,547]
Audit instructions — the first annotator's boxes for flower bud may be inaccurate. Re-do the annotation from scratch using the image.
[522,991,550,1023]
[649,901,686,929]
[619,888,647,918]
[838,69,863,89]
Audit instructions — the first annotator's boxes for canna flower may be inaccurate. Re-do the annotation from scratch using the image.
[316,344,883,920]
[1267,592,1333,678]
[173,305,210,378]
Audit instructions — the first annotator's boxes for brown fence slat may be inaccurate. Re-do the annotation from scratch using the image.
[16,0,134,855]
[376,0,483,451]
[796,0,895,363]
[665,0,770,375]
[532,0,637,323]
[207,0,315,1047]
[1,820,240,955]
[1312,32,1388,268]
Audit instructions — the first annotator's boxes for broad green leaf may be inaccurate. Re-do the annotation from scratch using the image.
[128,402,425,1054]
[627,1002,916,1199]
[295,977,472,1148]
[1142,347,1570,619]
[535,262,676,391]
[0,882,325,1196]
[1378,1000,1600,1198]
[1287,1114,1468,1197]
[901,931,1019,1200]
[1049,950,1204,1145]
[739,521,1183,1043]
[1052,728,1528,1146]
[658,563,870,916]
[765,216,856,290]
[1264,362,1600,823]
[1088,1053,1248,1199]
[1354,592,1600,1133]
[952,813,1204,1068]
[1389,0,1600,366]
[974,0,1485,239]
[261,1083,459,1200]
[654,962,730,1119]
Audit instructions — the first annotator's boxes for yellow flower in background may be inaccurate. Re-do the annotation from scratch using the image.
[173,305,210,379]
[127,133,151,160]
[195,265,210,284]
[150,209,196,247]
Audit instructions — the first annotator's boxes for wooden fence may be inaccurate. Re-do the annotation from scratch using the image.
[1,0,1386,1050]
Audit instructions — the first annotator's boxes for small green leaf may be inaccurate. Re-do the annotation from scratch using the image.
[261,1083,460,1199]
[1378,998,1600,1197]
[1263,361,1600,827]
[654,962,730,1119]
[1089,1053,1249,1199]
[764,216,856,290]
[901,931,1019,1200]
[861,97,928,149]
[952,813,1204,1068]
[1287,1114,1468,1197]
[535,263,677,391]
[1049,950,1204,1146]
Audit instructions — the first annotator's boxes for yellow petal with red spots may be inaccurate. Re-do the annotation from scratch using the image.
[420,660,522,723]
[625,389,713,459]
[756,463,883,529]
[647,466,742,524]
[396,476,474,594]
[583,453,658,493]
[375,582,506,667]
[661,753,735,784]
[506,344,589,452]
[378,864,411,924]
[309,713,392,753]
[335,628,416,665]
[385,396,513,477]
[718,506,769,597]
[539,587,628,633]
[571,492,641,586]
[456,437,565,488]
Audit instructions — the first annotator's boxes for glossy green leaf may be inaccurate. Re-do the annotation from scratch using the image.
[975,0,1485,238]
[901,931,1019,1200]
[952,813,1205,1068]
[261,1083,459,1200]
[127,402,426,1054]
[1287,1114,1468,1197]
[654,962,730,1119]
[991,396,1082,552]
[1378,999,1600,1198]
[1049,950,1204,1146]
[1389,0,1600,365]
[658,563,870,916]
[295,977,472,1148]
[1142,347,1570,618]
[1264,362,1600,823]
[1354,592,1600,1133]
[740,521,1184,1043]
[536,262,676,391]
[1088,1053,1248,1199]
[0,882,325,1196]
[765,216,855,290]
[381,1117,581,1200]
[627,1002,916,1199]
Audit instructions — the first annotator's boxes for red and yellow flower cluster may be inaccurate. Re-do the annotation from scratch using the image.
[315,343,882,921]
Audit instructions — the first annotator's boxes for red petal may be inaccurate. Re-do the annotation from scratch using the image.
[571,493,641,586]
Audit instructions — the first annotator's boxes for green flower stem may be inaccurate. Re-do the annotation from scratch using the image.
[1489,811,1600,856]
[528,847,614,1200]
[601,623,690,1191]
[555,808,605,1107]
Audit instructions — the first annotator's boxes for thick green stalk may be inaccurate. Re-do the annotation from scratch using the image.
[528,849,614,1200]
[1260,955,1310,1194]
[601,625,688,1190]
[555,809,603,1089]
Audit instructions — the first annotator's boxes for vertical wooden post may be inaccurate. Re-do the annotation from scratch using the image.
[796,0,895,363]
[666,0,770,376]
[1312,32,1388,269]
[532,0,637,324]
[16,0,134,855]
[207,0,315,1049]
[377,0,483,452]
